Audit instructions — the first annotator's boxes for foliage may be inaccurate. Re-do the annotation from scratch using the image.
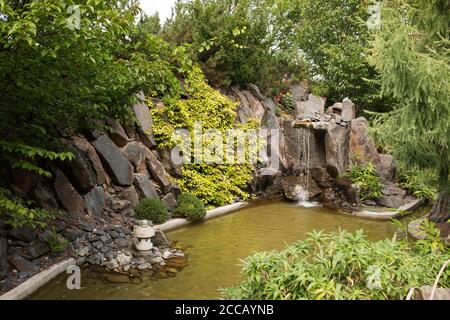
[175,193,207,222]
[342,162,382,201]
[368,0,450,194]
[0,188,54,228]
[151,65,258,207]
[396,165,439,201]
[134,198,169,224]
[282,0,386,110]
[44,229,69,253]
[279,92,294,111]
[222,229,450,300]
[162,0,300,93]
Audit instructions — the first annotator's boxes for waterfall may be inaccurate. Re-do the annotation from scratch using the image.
[295,127,319,208]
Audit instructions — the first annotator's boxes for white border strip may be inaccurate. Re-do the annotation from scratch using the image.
[353,198,425,221]
[156,201,248,232]
[0,258,76,300]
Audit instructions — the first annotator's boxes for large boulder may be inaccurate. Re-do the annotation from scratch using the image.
[62,140,97,193]
[282,175,321,201]
[350,117,381,169]
[295,94,326,119]
[33,181,59,210]
[122,142,147,173]
[341,98,356,122]
[92,135,134,186]
[377,182,408,208]
[247,83,265,101]
[379,154,396,181]
[71,135,106,185]
[290,80,309,102]
[283,121,327,171]
[145,149,172,193]
[10,254,39,274]
[231,87,254,123]
[133,91,156,148]
[162,193,178,212]
[133,174,159,199]
[84,186,106,217]
[325,120,350,178]
[54,169,86,216]
[106,118,129,147]
[0,238,10,280]
[243,90,265,121]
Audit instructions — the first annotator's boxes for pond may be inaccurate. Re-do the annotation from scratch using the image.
[29,200,396,300]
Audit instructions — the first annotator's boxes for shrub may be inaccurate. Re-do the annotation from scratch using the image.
[342,162,383,201]
[175,193,207,222]
[222,229,450,300]
[134,198,169,224]
[44,230,68,253]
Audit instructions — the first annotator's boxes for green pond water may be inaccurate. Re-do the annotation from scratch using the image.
[30,200,397,300]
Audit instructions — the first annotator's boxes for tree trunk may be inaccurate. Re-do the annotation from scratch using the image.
[428,190,450,223]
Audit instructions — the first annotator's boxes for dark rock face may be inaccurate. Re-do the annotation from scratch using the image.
[84,186,106,217]
[10,254,39,274]
[0,238,10,280]
[325,120,350,178]
[145,149,172,193]
[106,118,129,147]
[62,140,97,193]
[92,135,134,186]
[377,182,408,208]
[134,174,159,199]
[71,135,106,185]
[133,91,156,149]
[54,169,86,216]
[290,80,309,103]
[295,94,326,119]
[341,98,356,122]
[11,168,39,194]
[29,241,50,258]
[350,117,381,169]
[8,226,35,242]
[152,230,170,249]
[162,193,178,213]
[243,90,265,121]
[122,142,147,173]
[379,154,396,181]
[283,121,326,171]
[33,181,58,210]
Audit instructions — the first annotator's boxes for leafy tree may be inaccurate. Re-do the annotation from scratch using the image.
[369,0,450,223]
[138,12,161,35]
[0,0,179,226]
[162,0,292,92]
[286,0,385,110]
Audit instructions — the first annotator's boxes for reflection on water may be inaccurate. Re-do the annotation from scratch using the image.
[30,200,396,300]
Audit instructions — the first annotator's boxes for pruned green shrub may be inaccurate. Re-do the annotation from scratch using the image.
[175,193,207,222]
[222,229,450,300]
[134,198,169,224]
[342,162,382,201]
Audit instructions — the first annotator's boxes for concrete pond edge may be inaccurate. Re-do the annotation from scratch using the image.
[0,201,248,300]
[353,198,425,221]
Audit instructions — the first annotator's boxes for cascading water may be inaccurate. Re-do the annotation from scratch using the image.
[295,127,320,208]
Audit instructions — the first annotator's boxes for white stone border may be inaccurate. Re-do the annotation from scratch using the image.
[0,202,248,300]
[0,258,76,300]
[353,198,425,221]
[156,201,248,232]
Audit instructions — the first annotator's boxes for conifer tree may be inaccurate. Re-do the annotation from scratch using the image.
[369,0,449,222]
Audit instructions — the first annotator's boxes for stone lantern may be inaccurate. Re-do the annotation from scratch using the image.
[133,220,155,252]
